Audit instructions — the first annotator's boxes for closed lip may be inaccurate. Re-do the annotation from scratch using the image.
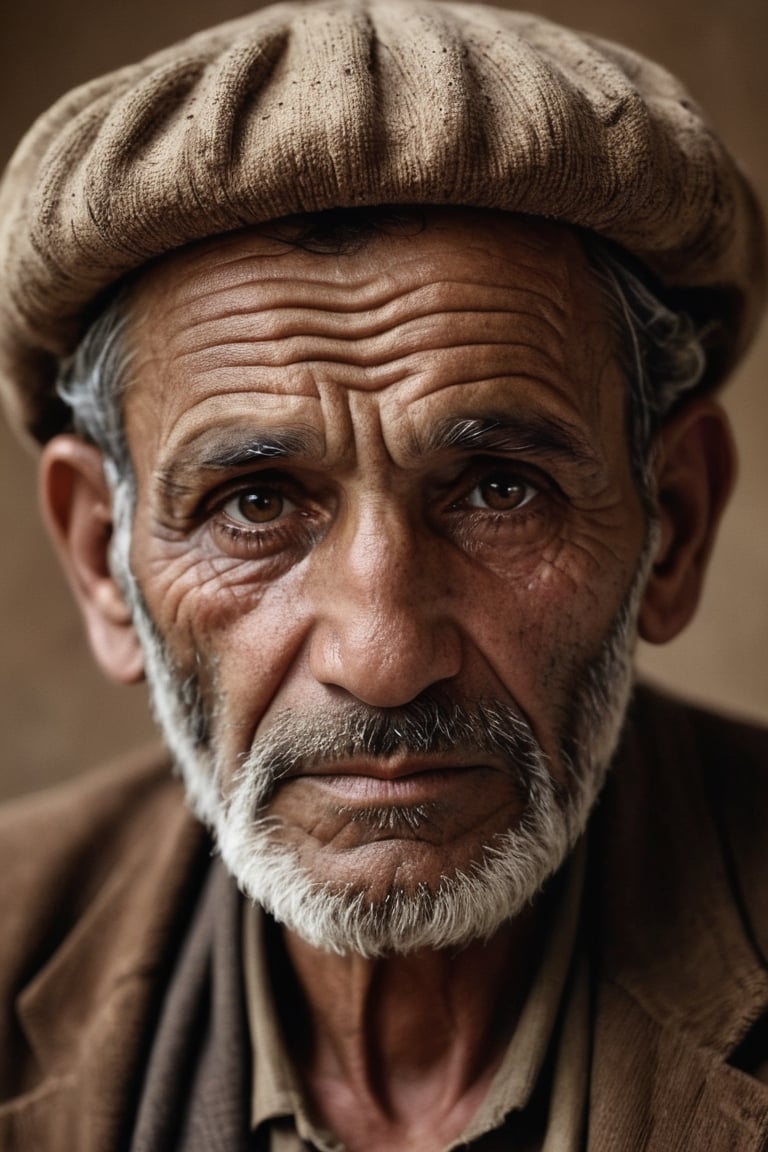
[284,754,505,782]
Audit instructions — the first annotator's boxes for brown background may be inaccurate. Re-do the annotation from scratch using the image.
[1,0,766,801]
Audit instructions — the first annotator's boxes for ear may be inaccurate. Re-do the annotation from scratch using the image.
[39,435,144,684]
[638,398,736,645]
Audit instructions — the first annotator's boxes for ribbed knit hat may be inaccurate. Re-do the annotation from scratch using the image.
[0,0,764,443]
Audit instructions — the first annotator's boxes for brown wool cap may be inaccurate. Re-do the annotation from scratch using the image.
[0,0,765,443]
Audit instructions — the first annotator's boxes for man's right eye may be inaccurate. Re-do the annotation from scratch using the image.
[221,486,297,526]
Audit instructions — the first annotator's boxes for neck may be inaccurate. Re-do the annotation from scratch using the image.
[274,906,543,1151]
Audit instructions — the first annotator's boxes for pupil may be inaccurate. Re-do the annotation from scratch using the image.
[239,490,282,522]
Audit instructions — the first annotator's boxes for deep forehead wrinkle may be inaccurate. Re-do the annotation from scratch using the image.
[146,231,576,344]
[156,424,324,494]
[163,287,570,360]
[422,413,601,469]
[172,266,571,310]
[169,317,574,391]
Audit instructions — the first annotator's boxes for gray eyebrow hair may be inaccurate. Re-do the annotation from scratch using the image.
[424,414,599,467]
[157,427,323,498]
[192,430,319,469]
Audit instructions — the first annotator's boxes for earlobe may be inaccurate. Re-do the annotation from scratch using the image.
[39,435,145,684]
[638,399,736,645]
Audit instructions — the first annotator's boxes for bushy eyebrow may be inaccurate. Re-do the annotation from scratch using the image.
[423,413,599,468]
[156,427,323,499]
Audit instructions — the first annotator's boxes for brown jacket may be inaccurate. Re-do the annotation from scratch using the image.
[2,687,768,1150]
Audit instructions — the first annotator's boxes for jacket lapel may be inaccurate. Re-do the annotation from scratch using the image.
[588,688,768,1150]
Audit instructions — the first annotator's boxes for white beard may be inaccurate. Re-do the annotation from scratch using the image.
[111,479,655,957]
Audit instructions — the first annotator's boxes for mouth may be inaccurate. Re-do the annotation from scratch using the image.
[283,758,506,805]
[262,751,530,848]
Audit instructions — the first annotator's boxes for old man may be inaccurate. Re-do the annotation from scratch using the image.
[1,2,767,1149]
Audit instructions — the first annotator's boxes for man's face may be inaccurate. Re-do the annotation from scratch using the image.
[118,209,648,953]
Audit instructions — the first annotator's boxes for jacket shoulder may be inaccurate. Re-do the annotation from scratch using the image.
[632,684,768,960]
[0,744,181,871]
[0,747,210,1116]
[632,684,768,797]
[0,747,190,988]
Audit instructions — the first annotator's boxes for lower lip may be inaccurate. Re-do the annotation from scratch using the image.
[297,767,483,803]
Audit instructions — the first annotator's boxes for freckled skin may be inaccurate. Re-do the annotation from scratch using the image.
[124,208,646,902]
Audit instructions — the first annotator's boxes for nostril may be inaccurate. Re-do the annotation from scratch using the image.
[307,611,462,709]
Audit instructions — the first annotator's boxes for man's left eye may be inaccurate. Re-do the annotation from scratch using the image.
[222,486,296,526]
[465,473,537,512]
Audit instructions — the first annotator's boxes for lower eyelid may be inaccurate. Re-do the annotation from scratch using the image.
[212,517,308,558]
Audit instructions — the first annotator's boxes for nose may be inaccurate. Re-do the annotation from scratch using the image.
[307,500,462,708]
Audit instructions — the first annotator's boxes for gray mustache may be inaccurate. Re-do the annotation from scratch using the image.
[234,696,561,804]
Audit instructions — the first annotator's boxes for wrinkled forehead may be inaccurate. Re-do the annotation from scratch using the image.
[111,206,639,508]
[119,207,624,469]
[126,207,602,334]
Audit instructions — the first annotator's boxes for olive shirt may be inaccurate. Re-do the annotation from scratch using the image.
[3,687,768,1150]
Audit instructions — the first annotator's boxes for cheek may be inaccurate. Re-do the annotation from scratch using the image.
[458,530,642,736]
[135,542,315,747]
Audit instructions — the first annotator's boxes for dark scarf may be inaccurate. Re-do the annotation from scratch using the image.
[129,860,254,1152]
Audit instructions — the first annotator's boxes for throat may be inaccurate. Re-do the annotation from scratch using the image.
[271,907,544,1151]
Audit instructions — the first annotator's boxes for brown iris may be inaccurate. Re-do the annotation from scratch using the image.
[478,476,530,511]
[235,489,284,523]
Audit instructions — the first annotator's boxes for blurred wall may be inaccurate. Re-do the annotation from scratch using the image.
[1,0,766,801]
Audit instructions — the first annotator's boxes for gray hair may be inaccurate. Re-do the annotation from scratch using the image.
[57,289,136,491]
[56,232,707,512]
[586,242,706,506]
